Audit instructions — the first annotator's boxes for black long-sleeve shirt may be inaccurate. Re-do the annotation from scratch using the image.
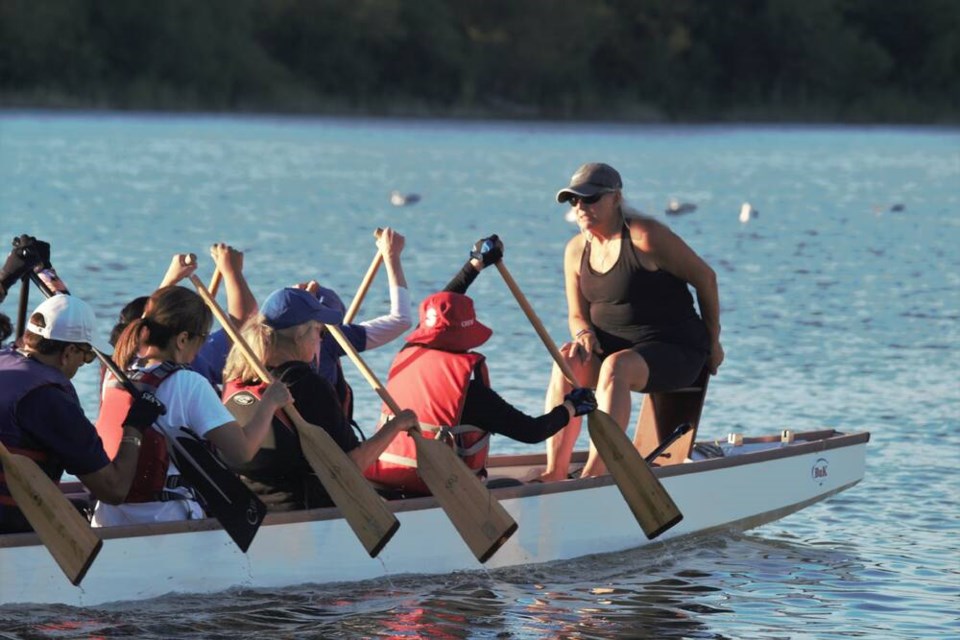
[443,261,480,295]
[460,379,571,443]
[429,260,572,443]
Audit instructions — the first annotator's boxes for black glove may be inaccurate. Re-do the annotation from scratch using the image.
[122,392,167,433]
[470,234,504,267]
[0,235,49,290]
[13,235,51,269]
[564,387,597,417]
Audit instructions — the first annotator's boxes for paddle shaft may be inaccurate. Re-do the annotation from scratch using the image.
[494,261,683,539]
[15,272,29,339]
[189,274,399,557]
[325,323,518,563]
[327,327,397,415]
[644,422,693,465]
[28,272,267,552]
[495,263,579,386]
[207,270,222,297]
[342,227,385,324]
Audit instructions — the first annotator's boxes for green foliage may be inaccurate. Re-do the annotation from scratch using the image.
[0,0,956,122]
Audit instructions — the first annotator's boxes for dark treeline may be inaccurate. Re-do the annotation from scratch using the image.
[1,0,958,123]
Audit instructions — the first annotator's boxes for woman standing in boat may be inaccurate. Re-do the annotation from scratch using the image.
[93,286,292,525]
[541,162,724,481]
[221,286,418,511]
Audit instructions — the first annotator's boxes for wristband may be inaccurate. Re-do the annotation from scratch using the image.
[121,435,142,448]
[574,328,594,339]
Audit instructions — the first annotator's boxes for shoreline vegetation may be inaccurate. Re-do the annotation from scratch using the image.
[1,1,957,125]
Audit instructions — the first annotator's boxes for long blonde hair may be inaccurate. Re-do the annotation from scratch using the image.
[580,198,657,240]
[222,315,315,383]
[621,201,656,226]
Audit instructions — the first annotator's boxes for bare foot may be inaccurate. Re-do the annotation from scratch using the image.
[537,471,569,482]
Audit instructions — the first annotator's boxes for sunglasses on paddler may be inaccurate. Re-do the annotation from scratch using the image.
[75,343,97,364]
[568,192,609,206]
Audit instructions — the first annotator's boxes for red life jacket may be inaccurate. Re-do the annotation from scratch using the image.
[95,362,186,503]
[221,378,294,445]
[222,378,288,422]
[364,346,490,495]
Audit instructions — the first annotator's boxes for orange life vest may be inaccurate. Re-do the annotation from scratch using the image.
[364,346,490,495]
[95,362,186,503]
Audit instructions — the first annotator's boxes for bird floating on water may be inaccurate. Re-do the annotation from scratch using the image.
[390,191,421,207]
[739,202,758,223]
[665,198,697,215]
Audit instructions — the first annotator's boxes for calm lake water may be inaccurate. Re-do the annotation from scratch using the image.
[0,113,958,639]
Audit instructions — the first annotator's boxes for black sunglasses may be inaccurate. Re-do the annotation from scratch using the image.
[75,343,97,364]
[568,192,608,206]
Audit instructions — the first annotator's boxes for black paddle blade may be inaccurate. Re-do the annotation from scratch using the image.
[168,430,266,553]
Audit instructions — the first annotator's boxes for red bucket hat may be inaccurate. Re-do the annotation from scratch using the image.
[405,292,492,352]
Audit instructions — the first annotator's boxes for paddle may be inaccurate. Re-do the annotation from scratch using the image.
[644,422,693,465]
[189,274,400,557]
[0,441,102,585]
[343,227,385,324]
[207,269,222,298]
[28,273,267,552]
[15,272,29,339]
[325,323,518,563]
[494,261,683,540]
[170,253,218,295]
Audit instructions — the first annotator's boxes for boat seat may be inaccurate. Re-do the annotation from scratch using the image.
[632,367,710,466]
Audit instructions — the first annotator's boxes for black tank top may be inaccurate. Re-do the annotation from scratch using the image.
[580,226,708,353]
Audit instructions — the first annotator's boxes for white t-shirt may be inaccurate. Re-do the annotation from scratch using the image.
[92,365,236,527]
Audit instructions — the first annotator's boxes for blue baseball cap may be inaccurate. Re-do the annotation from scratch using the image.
[314,285,345,315]
[260,287,344,330]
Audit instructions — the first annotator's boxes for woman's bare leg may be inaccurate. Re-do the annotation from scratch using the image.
[580,350,649,477]
[540,344,599,481]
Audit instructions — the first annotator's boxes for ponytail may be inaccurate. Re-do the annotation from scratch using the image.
[112,286,212,368]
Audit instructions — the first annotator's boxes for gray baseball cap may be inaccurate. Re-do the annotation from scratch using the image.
[556,163,623,203]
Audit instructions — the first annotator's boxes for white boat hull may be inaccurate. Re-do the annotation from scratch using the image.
[0,430,868,607]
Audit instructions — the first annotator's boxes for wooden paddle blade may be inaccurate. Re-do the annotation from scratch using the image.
[0,445,102,585]
[295,424,399,557]
[412,432,518,563]
[587,410,682,539]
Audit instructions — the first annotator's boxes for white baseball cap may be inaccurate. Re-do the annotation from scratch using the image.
[26,295,97,344]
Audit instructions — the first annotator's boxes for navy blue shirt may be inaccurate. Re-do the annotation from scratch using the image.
[317,323,366,385]
[191,329,231,386]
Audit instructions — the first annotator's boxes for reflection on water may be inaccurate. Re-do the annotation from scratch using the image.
[0,116,957,639]
[0,534,885,639]
[2,529,957,638]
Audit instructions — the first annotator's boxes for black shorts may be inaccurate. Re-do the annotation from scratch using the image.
[631,341,708,393]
